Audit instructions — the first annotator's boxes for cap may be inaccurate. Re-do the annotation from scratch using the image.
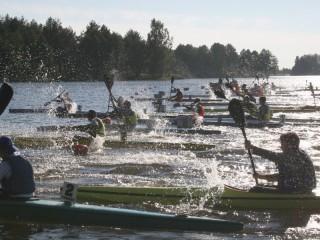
[0,136,18,154]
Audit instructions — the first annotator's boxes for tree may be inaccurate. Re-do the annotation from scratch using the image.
[291,54,320,75]
[42,17,78,81]
[146,19,173,79]
[123,30,146,79]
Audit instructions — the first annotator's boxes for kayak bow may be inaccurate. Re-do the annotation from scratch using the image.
[0,197,243,232]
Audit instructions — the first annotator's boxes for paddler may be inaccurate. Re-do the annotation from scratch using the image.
[245,132,316,193]
[258,96,272,121]
[119,100,137,142]
[242,95,259,119]
[192,98,205,126]
[0,136,36,198]
[54,92,76,113]
[168,87,183,102]
[72,110,105,154]
[111,98,137,143]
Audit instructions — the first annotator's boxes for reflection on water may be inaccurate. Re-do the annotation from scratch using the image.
[1,76,320,238]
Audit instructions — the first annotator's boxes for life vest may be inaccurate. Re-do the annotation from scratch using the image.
[198,104,205,117]
[1,155,35,195]
[260,105,272,120]
[124,110,137,126]
[96,118,106,137]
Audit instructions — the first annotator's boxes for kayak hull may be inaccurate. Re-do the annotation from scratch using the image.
[76,186,219,205]
[219,185,320,210]
[76,185,320,210]
[12,136,215,151]
[0,198,243,232]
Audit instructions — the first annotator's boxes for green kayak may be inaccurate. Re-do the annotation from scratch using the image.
[0,197,243,232]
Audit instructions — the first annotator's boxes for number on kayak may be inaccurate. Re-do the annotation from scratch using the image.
[61,182,78,204]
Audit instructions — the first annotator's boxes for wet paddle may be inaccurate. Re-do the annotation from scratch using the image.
[228,98,258,184]
[213,89,229,100]
[169,76,175,98]
[103,72,116,100]
[0,82,13,116]
[44,90,65,106]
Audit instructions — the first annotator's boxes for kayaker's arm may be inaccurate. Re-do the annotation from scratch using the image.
[245,141,282,163]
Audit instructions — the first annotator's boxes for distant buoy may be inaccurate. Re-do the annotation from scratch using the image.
[73,144,89,155]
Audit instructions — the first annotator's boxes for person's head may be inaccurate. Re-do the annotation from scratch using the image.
[259,96,266,104]
[280,132,300,151]
[87,110,97,120]
[123,100,131,108]
[118,96,125,106]
[243,95,250,103]
[0,136,18,157]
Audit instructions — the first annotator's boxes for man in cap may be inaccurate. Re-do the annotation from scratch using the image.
[0,136,35,197]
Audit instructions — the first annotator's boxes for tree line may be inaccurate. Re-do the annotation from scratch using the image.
[0,15,318,82]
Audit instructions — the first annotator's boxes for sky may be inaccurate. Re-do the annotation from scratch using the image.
[1,0,320,69]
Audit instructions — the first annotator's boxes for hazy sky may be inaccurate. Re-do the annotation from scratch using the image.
[2,0,320,69]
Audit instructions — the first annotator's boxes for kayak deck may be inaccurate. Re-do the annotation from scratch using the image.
[219,185,320,209]
[0,198,243,232]
[75,185,320,210]
[77,186,220,205]
[12,136,215,151]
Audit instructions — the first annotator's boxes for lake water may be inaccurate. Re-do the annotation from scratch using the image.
[0,76,320,239]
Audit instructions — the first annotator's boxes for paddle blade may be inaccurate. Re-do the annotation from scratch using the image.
[103,72,114,92]
[171,76,174,84]
[225,82,233,90]
[0,82,13,115]
[228,98,245,128]
[214,89,227,100]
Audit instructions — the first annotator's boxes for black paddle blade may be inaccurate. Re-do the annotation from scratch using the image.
[214,89,227,100]
[103,72,114,92]
[228,98,245,128]
[225,82,233,90]
[0,82,13,116]
[171,76,174,84]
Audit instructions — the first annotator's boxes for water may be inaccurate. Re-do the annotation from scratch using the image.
[1,76,320,239]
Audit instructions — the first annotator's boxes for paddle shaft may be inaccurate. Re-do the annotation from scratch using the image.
[240,127,257,177]
[44,90,65,106]
[228,98,258,184]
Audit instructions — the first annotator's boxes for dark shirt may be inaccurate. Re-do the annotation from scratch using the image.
[252,146,316,193]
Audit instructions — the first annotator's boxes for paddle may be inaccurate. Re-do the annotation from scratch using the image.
[44,90,65,106]
[0,82,13,116]
[228,98,258,184]
[169,76,175,98]
[309,83,316,106]
[213,89,229,100]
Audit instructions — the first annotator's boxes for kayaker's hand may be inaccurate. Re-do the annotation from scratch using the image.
[245,140,252,149]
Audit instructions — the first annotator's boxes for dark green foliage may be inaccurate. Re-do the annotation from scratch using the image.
[291,54,320,75]
[1,14,315,82]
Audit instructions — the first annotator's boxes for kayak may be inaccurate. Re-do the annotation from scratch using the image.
[219,185,320,209]
[183,105,320,113]
[203,119,283,128]
[12,136,215,151]
[37,124,222,135]
[75,185,320,210]
[76,185,219,205]
[0,197,243,232]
